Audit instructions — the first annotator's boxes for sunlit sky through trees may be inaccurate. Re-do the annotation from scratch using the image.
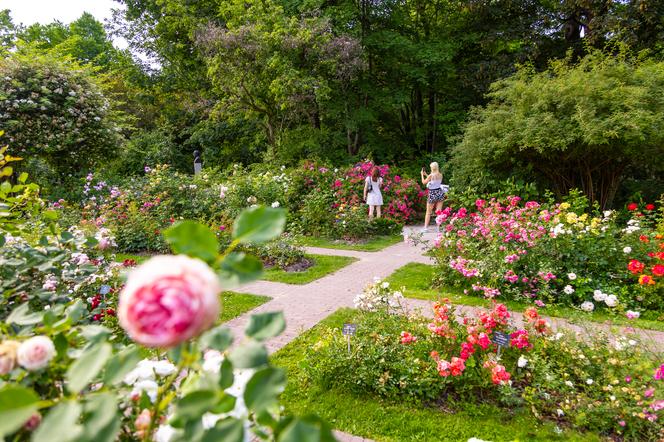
[2,0,127,48]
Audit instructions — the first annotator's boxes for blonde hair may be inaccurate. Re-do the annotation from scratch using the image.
[430,162,441,177]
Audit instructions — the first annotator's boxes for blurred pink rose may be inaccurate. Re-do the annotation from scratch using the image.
[118,256,221,348]
[17,336,55,371]
[23,412,41,431]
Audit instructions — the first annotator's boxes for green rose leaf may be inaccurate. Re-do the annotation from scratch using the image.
[66,341,113,394]
[171,390,219,428]
[0,385,39,438]
[277,416,336,442]
[33,401,83,442]
[0,233,5,247]
[245,312,285,341]
[219,358,234,389]
[201,418,244,442]
[103,345,142,385]
[228,340,268,369]
[244,367,286,412]
[233,206,286,244]
[6,303,42,325]
[164,221,219,263]
[199,325,233,352]
[210,393,236,414]
[218,252,263,287]
[80,393,120,441]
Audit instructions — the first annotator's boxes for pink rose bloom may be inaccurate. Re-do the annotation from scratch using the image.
[118,255,221,348]
[23,412,41,431]
[654,364,664,381]
[645,387,655,397]
[98,238,111,250]
[17,336,56,371]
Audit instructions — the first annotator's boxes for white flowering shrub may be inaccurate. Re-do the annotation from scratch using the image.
[354,278,404,312]
[0,53,120,182]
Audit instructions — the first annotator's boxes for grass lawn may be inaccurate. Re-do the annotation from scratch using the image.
[385,263,664,332]
[114,252,152,264]
[271,308,599,442]
[219,291,270,323]
[262,254,357,284]
[299,235,402,252]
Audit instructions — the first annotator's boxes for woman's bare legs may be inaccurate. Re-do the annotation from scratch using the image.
[368,205,375,219]
[376,205,382,218]
[424,203,433,228]
[434,201,444,230]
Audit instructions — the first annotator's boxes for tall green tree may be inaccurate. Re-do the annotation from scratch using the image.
[197,0,340,153]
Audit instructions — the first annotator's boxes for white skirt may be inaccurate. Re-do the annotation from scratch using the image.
[366,190,383,206]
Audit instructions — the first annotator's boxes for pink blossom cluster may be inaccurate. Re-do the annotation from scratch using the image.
[449,257,480,278]
[400,331,417,344]
[434,197,565,306]
[471,284,501,298]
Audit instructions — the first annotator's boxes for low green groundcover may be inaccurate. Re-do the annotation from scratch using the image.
[299,235,403,252]
[271,309,599,442]
[262,254,357,284]
[386,263,664,332]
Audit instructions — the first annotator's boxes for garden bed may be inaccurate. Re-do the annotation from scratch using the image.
[271,309,598,442]
[385,263,664,332]
[262,254,357,284]
[299,235,403,252]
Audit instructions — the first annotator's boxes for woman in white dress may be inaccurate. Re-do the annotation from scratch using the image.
[363,166,383,219]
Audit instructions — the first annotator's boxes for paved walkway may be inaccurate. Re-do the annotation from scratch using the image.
[226,228,664,442]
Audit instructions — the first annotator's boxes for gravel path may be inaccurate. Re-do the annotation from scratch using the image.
[228,228,664,442]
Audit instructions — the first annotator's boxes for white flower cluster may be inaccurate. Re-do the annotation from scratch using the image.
[353,278,404,312]
[614,336,638,351]
[123,359,177,402]
[592,289,618,307]
[623,219,640,234]
[551,223,571,236]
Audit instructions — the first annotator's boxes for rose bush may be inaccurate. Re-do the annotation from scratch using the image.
[304,302,664,440]
[429,194,664,316]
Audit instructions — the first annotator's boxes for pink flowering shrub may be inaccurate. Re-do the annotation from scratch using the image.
[430,195,664,314]
[304,304,664,439]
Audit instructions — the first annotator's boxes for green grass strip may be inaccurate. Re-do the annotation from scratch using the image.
[219,291,270,323]
[299,235,402,252]
[262,254,357,285]
[271,308,598,442]
[385,263,664,332]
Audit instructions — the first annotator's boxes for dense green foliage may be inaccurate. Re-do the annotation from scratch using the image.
[451,52,664,207]
[1,2,663,205]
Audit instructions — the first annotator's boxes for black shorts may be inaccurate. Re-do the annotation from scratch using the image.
[428,187,446,203]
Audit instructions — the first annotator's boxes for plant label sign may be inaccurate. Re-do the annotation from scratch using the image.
[491,331,511,358]
[342,323,357,336]
[491,331,511,347]
[99,285,111,295]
